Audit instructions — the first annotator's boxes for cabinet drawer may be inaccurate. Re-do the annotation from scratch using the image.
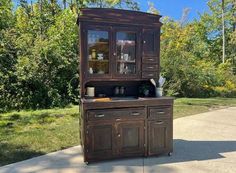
[148,107,171,119]
[142,72,158,79]
[142,64,158,71]
[142,56,158,63]
[87,108,145,121]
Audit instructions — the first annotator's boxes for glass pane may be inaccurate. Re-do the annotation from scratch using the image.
[116,32,136,74]
[87,30,109,75]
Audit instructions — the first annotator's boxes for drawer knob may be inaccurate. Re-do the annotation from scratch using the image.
[157,111,165,114]
[117,134,121,137]
[154,121,164,125]
[131,112,140,116]
[95,114,105,118]
[116,118,121,121]
[148,74,154,76]
[147,66,154,69]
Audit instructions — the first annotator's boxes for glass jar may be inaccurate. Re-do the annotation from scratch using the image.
[92,49,96,59]
[120,86,125,95]
[114,87,120,96]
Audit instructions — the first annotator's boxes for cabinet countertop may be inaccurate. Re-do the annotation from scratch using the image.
[82,96,173,103]
[81,96,174,109]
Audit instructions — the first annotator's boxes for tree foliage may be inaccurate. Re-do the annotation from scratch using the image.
[0,0,138,112]
[0,0,236,112]
[161,0,236,97]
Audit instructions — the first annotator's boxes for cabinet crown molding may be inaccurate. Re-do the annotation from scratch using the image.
[77,8,163,27]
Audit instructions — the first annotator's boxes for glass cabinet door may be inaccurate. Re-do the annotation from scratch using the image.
[87,30,110,76]
[115,31,138,77]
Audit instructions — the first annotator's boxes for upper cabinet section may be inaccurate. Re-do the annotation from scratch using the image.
[78,8,162,81]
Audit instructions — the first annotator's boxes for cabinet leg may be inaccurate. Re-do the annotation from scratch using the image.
[85,161,89,165]
[168,152,172,156]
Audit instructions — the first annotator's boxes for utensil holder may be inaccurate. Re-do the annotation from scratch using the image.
[155,87,163,97]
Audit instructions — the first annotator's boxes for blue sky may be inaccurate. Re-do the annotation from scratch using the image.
[137,0,210,21]
[14,0,210,21]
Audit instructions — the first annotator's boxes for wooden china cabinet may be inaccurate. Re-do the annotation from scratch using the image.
[77,8,173,164]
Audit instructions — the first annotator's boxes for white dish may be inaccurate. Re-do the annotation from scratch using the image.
[97,56,104,60]
[97,53,103,57]
[98,70,105,74]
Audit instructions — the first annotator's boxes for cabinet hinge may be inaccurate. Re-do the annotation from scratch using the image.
[144,143,146,147]
[144,126,146,130]
[86,149,89,153]
[86,130,88,134]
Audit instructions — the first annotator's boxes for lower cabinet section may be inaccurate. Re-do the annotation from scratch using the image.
[148,120,172,155]
[82,103,173,163]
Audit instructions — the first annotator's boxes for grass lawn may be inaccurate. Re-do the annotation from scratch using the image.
[174,98,236,119]
[1,97,236,166]
[0,106,80,166]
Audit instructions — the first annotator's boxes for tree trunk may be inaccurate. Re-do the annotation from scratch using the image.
[222,0,225,63]
[50,0,56,16]
[233,0,236,31]
[63,0,66,9]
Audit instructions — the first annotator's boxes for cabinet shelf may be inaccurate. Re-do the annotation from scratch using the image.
[88,41,108,45]
[117,40,135,45]
[89,59,109,63]
[117,60,135,63]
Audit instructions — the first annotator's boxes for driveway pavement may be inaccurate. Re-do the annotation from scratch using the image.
[1,107,236,173]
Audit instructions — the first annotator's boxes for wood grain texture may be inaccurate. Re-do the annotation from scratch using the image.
[77,8,162,27]
[78,8,173,163]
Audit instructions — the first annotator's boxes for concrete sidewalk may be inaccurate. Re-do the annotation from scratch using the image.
[1,107,236,173]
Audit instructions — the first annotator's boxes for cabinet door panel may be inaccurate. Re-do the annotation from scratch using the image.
[83,25,112,79]
[143,29,159,56]
[113,27,141,78]
[118,121,144,155]
[148,120,171,155]
[87,123,114,159]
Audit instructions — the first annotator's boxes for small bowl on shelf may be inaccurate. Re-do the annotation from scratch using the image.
[97,54,104,60]
[97,56,104,60]
[98,70,105,74]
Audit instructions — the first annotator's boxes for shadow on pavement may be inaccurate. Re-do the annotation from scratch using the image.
[0,142,45,167]
[145,139,236,165]
[1,139,236,173]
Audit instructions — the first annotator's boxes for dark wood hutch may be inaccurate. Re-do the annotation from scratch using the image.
[77,8,174,164]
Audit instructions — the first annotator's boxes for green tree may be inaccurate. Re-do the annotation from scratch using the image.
[0,0,141,112]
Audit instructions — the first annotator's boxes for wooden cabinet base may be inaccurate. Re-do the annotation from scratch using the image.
[81,97,173,163]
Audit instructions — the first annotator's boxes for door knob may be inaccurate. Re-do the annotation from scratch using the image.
[113,53,116,56]
[117,134,121,137]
